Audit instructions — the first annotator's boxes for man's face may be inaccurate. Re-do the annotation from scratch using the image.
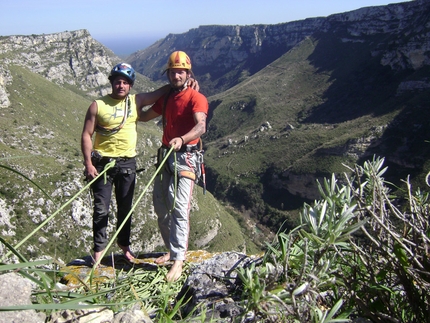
[168,68,189,89]
[111,76,131,99]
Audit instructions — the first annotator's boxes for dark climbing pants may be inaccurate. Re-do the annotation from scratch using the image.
[91,158,136,252]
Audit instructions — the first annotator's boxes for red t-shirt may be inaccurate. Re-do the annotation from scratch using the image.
[152,88,208,146]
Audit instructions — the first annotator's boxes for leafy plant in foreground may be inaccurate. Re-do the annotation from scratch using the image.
[236,172,360,322]
[1,157,429,322]
[340,157,430,322]
[236,156,429,322]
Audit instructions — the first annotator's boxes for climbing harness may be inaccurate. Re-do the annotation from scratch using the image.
[95,95,131,136]
[155,139,206,192]
[178,170,196,181]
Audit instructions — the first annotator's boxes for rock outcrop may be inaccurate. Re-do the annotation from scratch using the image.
[0,273,46,323]
[0,30,116,105]
[0,29,158,109]
[1,251,263,323]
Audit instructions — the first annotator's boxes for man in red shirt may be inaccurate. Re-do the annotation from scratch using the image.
[140,51,208,282]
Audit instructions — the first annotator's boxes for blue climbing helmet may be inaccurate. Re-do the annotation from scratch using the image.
[108,63,136,86]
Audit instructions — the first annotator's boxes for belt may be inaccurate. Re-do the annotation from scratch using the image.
[162,145,198,153]
[101,156,135,162]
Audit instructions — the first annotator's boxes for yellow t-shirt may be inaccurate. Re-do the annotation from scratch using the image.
[93,94,138,158]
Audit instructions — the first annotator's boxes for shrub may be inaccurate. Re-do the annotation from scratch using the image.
[236,156,429,322]
[1,157,429,322]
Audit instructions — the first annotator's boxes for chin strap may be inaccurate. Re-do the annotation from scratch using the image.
[169,76,189,92]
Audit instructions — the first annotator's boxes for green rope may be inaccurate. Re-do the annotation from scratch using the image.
[159,149,179,214]
[86,146,175,279]
[173,150,178,211]
[1,160,116,262]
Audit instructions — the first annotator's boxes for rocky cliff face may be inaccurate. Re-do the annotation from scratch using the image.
[128,19,326,95]
[0,30,117,104]
[0,29,165,112]
[176,0,429,209]
[128,0,430,96]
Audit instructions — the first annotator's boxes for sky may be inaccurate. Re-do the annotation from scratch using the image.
[1,0,412,55]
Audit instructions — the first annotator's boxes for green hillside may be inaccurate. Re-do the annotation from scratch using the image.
[2,6,430,260]
[203,34,430,232]
[0,65,256,262]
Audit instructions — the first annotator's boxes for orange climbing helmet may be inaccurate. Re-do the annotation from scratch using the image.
[166,51,192,70]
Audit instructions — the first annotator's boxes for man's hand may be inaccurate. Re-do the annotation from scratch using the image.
[169,137,184,151]
[188,78,200,92]
[84,164,99,180]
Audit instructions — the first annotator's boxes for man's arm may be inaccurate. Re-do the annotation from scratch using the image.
[169,112,207,151]
[135,84,170,109]
[81,101,98,179]
[139,107,161,122]
[135,78,199,111]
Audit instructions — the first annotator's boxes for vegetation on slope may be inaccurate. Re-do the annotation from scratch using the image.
[0,65,257,262]
[1,157,428,322]
[203,33,430,236]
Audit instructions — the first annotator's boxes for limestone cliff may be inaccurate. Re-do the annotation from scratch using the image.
[0,29,156,109]
[128,0,430,96]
